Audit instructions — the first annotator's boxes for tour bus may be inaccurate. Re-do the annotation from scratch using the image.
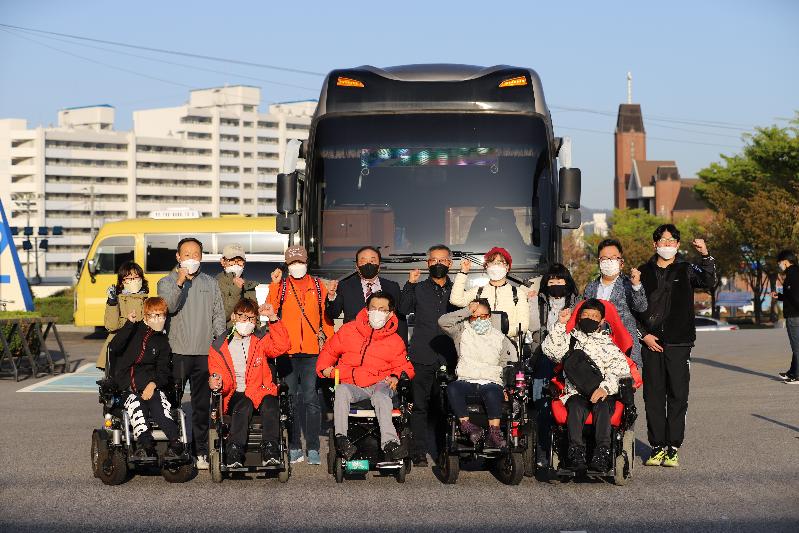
[73,212,286,327]
[274,64,582,285]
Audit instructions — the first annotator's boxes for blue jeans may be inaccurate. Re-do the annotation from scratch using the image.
[447,380,503,420]
[787,316,799,376]
[280,355,321,452]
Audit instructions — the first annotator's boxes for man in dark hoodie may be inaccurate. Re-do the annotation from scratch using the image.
[636,224,715,468]
[108,296,184,461]
[773,249,799,383]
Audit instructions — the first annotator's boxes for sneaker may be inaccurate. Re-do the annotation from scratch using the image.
[785,375,799,384]
[260,441,281,467]
[226,444,244,468]
[459,419,483,444]
[307,450,321,465]
[334,435,357,460]
[412,453,429,467]
[566,445,587,472]
[645,446,666,466]
[383,440,407,461]
[289,449,305,464]
[486,426,507,449]
[778,371,790,380]
[589,446,612,472]
[195,454,210,470]
[662,446,680,467]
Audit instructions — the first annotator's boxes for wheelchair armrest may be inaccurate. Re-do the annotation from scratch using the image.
[436,367,456,385]
[277,380,289,396]
[618,376,635,405]
[397,372,411,394]
[96,378,118,397]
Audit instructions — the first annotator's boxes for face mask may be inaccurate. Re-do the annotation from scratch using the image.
[358,263,379,280]
[429,263,449,279]
[235,321,255,336]
[225,265,244,277]
[486,264,508,281]
[368,310,390,329]
[471,318,491,335]
[122,279,142,294]
[145,317,166,332]
[180,259,201,275]
[288,263,307,279]
[548,285,567,298]
[599,259,621,277]
[656,246,679,260]
[578,318,600,334]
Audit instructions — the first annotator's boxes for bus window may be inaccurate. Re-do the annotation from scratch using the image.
[145,233,212,272]
[215,233,252,255]
[250,232,286,254]
[93,236,135,274]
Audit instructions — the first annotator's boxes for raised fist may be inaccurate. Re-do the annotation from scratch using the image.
[408,269,421,283]
[271,268,283,284]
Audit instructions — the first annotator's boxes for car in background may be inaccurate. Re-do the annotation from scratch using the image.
[695,316,739,331]
[698,306,727,317]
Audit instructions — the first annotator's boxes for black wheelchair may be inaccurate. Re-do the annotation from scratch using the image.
[207,376,293,483]
[91,350,194,485]
[325,373,413,483]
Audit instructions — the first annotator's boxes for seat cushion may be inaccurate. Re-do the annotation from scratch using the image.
[551,398,624,427]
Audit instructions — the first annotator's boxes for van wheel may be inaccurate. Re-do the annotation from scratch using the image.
[496,452,525,486]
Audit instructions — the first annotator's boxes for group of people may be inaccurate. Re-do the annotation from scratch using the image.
[103,222,791,476]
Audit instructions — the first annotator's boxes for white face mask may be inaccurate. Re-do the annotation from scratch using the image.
[656,246,679,260]
[145,317,166,332]
[235,321,255,336]
[180,258,201,274]
[122,278,143,294]
[486,264,508,281]
[368,310,391,330]
[225,265,244,277]
[288,263,307,279]
[599,259,621,277]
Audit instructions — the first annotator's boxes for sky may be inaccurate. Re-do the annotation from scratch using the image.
[0,0,797,210]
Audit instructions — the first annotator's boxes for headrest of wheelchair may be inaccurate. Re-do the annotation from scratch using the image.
[490,310,509,335]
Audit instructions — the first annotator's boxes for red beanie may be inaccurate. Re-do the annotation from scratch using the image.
[484,247,512,269]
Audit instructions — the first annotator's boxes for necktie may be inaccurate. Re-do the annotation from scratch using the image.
[365,282,374,300]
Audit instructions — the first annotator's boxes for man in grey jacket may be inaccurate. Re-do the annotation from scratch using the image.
[157,237,225,469]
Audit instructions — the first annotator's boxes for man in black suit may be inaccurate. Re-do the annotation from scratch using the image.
[325,246,408,343]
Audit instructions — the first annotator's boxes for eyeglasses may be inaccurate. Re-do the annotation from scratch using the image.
[657,238,679,246]
[233,312,258,323]
[468,313,491,321]
[427,258,451,265]
[145,313,165,320]
[599,256,622,261]
[486,259,508,266]
[123,275,141,281]
[224,258,245,266]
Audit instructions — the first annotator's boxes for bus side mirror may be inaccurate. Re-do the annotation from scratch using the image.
[276,172,299,236]
[87,259,97,275]
[557,167,582,229]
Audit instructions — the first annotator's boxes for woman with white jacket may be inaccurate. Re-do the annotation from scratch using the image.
[449,247,529,338]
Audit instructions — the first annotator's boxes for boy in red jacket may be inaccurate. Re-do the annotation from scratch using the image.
[317,291,415,461]
[208,299,290,467]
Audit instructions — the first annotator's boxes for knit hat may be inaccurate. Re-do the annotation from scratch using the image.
[484,247,512,269]
[285,245,308,264]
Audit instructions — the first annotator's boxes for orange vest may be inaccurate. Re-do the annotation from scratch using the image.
[268,275,335,355]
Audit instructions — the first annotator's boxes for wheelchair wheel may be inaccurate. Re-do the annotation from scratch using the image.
[90,430,107,479]
[278,431,291,484]
[334,457,345,484]
[438,450,460,485]
[162,463,194,483]
[495,452,525,486]
[209,450,223,483]
[521,422,537,477]
[97,447,128,486]
[548,439,562,484]
[395,464,406,483]
[326,429,336,475]
[613,453,630,486]
[404,457,412,475]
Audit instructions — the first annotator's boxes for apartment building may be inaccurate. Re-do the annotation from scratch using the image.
[0,85,315,279]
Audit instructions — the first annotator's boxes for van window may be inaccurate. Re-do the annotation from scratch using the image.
[145,233,212,272]
[93,236,135,274]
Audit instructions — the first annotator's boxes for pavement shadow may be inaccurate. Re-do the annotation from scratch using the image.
[751,413,799,433]
[691,357,783,381]
[635,438,652,464]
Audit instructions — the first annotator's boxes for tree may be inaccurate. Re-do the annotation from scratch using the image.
[562,229,598,294]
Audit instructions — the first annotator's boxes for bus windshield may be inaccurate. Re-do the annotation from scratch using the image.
[313,113,549,269]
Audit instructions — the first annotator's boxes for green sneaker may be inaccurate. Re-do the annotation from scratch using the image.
[662,447,679,467]
[645,446,666,466]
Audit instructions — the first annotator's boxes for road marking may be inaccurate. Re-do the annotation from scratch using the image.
[17,364,101,393]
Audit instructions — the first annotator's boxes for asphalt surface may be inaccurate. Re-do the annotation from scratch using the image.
[1,329,797,532]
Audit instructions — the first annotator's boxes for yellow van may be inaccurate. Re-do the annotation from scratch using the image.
[74,215,286,327]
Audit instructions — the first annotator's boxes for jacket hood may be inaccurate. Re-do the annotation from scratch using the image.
[355,307,399,339]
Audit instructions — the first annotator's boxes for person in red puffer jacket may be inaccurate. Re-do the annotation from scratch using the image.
[208,299,290,468]
[317,291,415,461]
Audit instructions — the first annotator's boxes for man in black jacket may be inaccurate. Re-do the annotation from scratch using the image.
[397,244,458,466]
[773,249,799,383]
[636,224,715,468]
[108,297,184,461]
[325,245,408,343]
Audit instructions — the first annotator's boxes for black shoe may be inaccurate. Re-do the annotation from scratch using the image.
[334,434,357,460]
[163,441,185,462]
[260,441,281,466]
[412,453,429,467]
[589,446,612,472]
[567,445,587,472]
[132,444,157,462]
[383,440,407,461]
[226,443,245,468]
[778,371,790,380]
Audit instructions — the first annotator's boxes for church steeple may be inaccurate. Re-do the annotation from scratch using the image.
[614,72,646,209]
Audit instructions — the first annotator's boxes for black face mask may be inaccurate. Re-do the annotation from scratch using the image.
[578,318,600,334]
[548,285,568,298]
[357,263,379,279]
[428,264,449,279]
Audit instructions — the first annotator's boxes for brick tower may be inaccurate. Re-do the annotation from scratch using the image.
[614,72,646,209]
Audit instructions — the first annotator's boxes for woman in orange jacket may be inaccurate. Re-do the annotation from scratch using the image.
[208,299,290,468]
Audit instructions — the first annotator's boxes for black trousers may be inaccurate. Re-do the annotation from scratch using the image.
[566,395,613,448]
[227,392,280,449]
[173,354,211,456]
[124,389,180,445]
[642,344,691,448]
[410,362,441,457]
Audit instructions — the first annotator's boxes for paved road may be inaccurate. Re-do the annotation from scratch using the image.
[1,329,797,532]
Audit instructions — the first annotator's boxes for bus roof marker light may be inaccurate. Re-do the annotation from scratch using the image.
[498,76,528,88]
[336,76,365,88]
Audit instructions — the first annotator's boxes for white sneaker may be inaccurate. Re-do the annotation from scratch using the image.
[196,455,209,470]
